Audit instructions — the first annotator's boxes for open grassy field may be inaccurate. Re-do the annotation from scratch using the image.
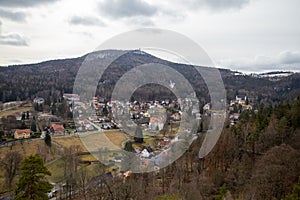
[104,130,127,147]
[0,131,127,190]
[0,131,126,163]
[46,158,66,183]
[78,154,96,161]
[52,136,87,151]
[0,104,32,118]
[51,130,127,152]
[46,158,95,183]
[0,139,44,160]
[78,130,127,152]
[142,136,155,147]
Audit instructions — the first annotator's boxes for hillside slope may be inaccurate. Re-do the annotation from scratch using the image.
[0,50,299,103]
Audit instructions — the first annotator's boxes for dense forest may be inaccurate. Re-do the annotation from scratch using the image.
[0,50,299,104]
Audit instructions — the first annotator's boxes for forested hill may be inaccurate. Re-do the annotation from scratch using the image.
[0,50,299,103]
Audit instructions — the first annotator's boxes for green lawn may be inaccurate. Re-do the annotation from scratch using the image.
[0,105,32,117]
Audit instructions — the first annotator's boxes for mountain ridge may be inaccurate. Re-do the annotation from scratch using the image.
[1,50,298,76]
[0,50,299,103]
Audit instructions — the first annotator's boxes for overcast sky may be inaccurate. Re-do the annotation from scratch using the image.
[0,0,299,73]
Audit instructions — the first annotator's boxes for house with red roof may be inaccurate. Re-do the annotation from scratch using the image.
[50,123,65,135]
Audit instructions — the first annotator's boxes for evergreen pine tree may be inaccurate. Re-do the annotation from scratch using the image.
[15,155,53,200]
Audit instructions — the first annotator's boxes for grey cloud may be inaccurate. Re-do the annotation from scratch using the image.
[184,0,250,11]
[278,51,300,65]
[69,16,105,26]
[0,0,59,8]
[98,0,157,19]
[0,21,28,46]
[0,33,28,46]
[0,9,26,22]
[219,51,300,73]
[128,17,154,26]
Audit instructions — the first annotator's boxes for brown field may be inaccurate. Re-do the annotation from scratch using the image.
[0,131,126,163]
[0,130,127,192]
[51,130,127,152]
[0,139,44,160]
[104,130,127,147]
[47,131,127,183]
[0,132,127,192]
[78,154,96,161]
[0,105,32,118]
[52,136,87,151]
[46,158,65,183]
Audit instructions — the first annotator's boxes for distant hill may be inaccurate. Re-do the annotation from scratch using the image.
[0,50,299,104]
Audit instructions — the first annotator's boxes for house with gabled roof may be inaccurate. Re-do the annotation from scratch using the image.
[50,123,65,135]
[14,129,31,139]
[141,149,150,158]
[236,95,247,105]
[149,117,164,131]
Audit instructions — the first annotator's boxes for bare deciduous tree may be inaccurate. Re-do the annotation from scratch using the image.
[0,151,23,190]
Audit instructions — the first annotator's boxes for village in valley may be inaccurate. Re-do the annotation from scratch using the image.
[0,91,255,157]
[1,74,299,200]
[0,91,257,198]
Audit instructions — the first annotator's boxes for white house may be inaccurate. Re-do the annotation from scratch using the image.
[33,97,44,104]
[149,117,164,131]
[203,103,211,111]
[141,149,150,158]
[236,95,247,104]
